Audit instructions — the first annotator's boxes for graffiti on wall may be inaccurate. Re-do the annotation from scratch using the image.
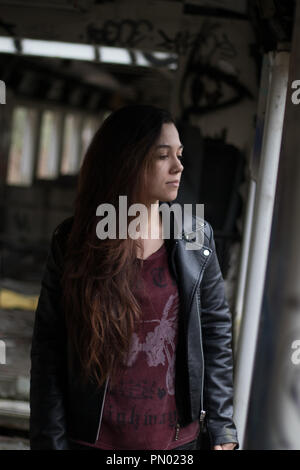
[1,10,254,115]
[177,20,253,117]
[85,17,238,57]
[86,19,154,48]
[87,17,255,117]
[156,25,236,57]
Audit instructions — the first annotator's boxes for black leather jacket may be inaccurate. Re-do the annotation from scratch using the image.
[30,208,239,450]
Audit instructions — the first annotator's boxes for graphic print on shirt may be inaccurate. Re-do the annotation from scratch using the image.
[125,291,179,395]
[80,245,200,449]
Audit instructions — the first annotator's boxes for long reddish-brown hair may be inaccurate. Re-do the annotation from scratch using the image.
[61,104,175,389]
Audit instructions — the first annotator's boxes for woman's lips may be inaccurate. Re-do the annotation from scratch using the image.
[166,182,179,187]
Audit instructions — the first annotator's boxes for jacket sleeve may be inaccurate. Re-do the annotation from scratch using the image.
[30,229,70,450]
[200,223,239,449]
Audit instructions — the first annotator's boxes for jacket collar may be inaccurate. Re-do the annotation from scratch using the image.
[158,201,212,297]
[158,200,207,243]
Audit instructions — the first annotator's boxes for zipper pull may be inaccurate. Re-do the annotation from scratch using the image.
[175,423,180,441]
[199,410,206,430]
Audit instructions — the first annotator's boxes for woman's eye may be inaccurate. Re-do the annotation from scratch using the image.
[159,155,184,160]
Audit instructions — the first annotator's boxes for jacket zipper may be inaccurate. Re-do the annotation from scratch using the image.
[95,376,110,442]
[196,287,206,431]
[173,238,209,441]
[173,285,206,442]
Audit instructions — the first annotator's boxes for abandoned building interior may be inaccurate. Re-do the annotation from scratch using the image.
[0,0,299,450]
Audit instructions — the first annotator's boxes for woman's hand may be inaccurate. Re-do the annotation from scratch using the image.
[213,442,237,450]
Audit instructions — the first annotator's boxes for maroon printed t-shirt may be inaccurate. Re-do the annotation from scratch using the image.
[74,241,199,450]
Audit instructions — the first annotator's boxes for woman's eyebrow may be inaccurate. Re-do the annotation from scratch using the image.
[156,144,184,150]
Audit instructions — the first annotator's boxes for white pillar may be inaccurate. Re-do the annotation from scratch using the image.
[233,53,272,351]
[244,0,300,449]
[233,50,290,449]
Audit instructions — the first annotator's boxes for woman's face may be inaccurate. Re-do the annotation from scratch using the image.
[143,122,184,205]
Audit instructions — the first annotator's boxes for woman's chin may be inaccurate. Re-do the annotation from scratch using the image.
[165,191,179,202]
[160,197,175,204]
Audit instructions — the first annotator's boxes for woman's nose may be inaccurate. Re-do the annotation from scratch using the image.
[174,160,184,172]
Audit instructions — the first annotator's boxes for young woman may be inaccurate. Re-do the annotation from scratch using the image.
[29,104,239,450]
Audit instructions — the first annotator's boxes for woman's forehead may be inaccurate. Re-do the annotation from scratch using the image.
[156,123,182,147]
